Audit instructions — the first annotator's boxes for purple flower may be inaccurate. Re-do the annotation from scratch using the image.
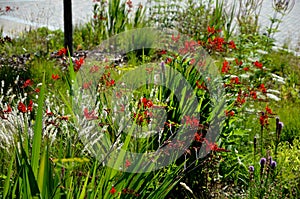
[249,166,255,172]
[260,158,266,167]
[270,160,277,169]
[278,122,284,129]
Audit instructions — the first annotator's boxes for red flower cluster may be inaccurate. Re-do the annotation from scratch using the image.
[222,60,230,74]
[184,115,199,128]
[253,61,263,69]
[194,132,230,152]
[99,72,115,89]
[22,79,33,88]
[225,110,235,117]
[133,110,152,125]
[140,97,153,109]
[18,100,33,113]
[74,57,84,71]
[57,47,67,57]
[83,108,98,120]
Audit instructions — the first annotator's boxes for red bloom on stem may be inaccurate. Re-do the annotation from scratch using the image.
[225,110,234,117]
[52,74,60,80]
[6,6,11,12]
[236,93,246,105]
[74,57,84,71]
[4,105,12,113]
[235,58,243,66]
[18,101,27,113]
[207,142,230,152]
[231,77,241,84]
[141,97,153,108]
[265,105,273,114]
[82,81,92,89]
[196,80,207,90]
[184,116,199,128]
[228,40,236,49]
[259,84,267,93]
[207,26,216,34]
[250,90,257,100]
[243,67,249,71]
[253,61,263,69]
[221,60,230,74]
[83,108,98,120]
[260,113,268,126]
[89,65,99,73]
[171,34,180,42]
[125,159,131,168]
[35,88,40,93]
[105,79,115,87]
[57,47,67,56]
[23,79,33,88]
[27,100,33,112]
[110,187,117,195]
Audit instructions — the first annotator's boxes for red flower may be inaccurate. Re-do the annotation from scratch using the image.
[196,80,207,90]
[259,84,267,93]
[82,81,92,89]
[27,100,33,112]
[236,93,246,105]
[166,57,172,64]
[225,110,234,117]
[230,77,241,84]
[243,67,249,71]
[250,90,257,100]
[265,105,273,114]
[83,108,98,120]
[207,26,216,34]
[125,159,131,168]
[110,187,117,195]
[194,133,204,142]
[160,49,167,55]
[253,61,263,69]
[260,113,268,126]
[46,109,53,116]
[89,65,99,73]
[141,97,153,108]
[171,34,180,42]
[52,74,60,80]
[105,79,115,87]
[207,142,230,152]
[57,47,67,56]
[235,58,243,66]
[18,101,27,113]
[60,116,69,121]
[23,79,33,88]
[228,40,236,49]
[221,60,230,74]
[4,105,12,113]
[74,57,84,71]
[184,116,199,128]
[5,6,11,12]
[35,88,40,93]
